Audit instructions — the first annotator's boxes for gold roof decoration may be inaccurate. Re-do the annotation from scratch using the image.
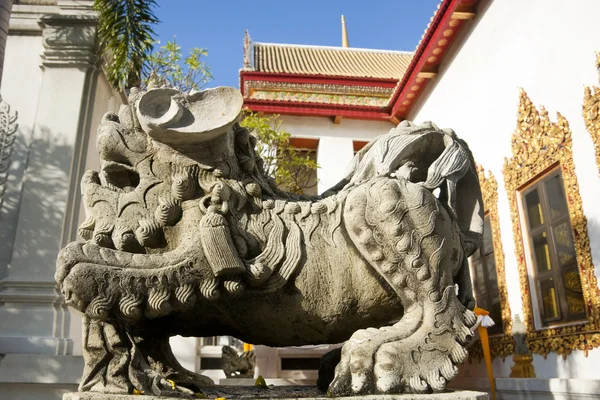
[341,15,349,48]
[583,51,600,173]
[504,89,600,358]
[252,42,413,79]
[467,165,514,361]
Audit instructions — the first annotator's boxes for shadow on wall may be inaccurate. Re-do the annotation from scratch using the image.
[0,125,29,279]
[0,125,72,278]
[0,354,81,400]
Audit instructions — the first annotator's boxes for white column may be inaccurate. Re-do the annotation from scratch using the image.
[170,336,198,372]
[0,3,99,356]
[254,345,279,379]
[316,136,354,194]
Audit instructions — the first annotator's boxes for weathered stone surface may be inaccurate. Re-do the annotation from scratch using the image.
[64,388,489,400]
[222,345,255,378]
[55,86,484,397]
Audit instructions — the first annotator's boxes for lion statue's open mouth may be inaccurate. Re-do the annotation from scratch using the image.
[56,86,483,397]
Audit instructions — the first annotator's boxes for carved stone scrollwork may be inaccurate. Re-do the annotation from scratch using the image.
[39,13,100,68]
[468,166,514,361]
[583,52,600,173]
[503,89,600,358]
[0,95,18,211]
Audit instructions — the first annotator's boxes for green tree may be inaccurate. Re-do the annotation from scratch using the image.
[142,38,212,92]
[115,26,316,195]
[94,0,160,90]
[240,112,319,195]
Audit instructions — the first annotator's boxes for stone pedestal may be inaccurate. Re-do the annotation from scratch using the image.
[63,388,489,400]
[219,378,316,386]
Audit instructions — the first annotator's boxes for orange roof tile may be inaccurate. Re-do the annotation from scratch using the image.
[252,42,413,80]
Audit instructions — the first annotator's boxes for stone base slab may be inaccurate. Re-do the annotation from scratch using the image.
[64,388,489,399]
[219,378,316,386]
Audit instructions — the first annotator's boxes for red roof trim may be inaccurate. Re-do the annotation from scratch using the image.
[240,0,480,121]
[390,0,480,118]
[388,0,456,111]
[242,71,398,86]
[245,101,391,121]
[240,71,398,97]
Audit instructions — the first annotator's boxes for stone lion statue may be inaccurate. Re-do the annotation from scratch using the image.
[221,345,255,378]
[55,86,483,397]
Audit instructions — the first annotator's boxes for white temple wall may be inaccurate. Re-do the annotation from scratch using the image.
[0,33,44,280]
[279,115,395,193]
[0,2,125,398]
[409,0,600,394]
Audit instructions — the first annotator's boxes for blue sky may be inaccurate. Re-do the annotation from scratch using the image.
[154,0,441,88]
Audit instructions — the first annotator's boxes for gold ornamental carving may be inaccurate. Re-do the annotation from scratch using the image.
[468,166,514,361]
[503,89,600,358]
[583,52,600,173]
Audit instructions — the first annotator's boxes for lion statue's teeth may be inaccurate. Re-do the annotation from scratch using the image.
[174,283,196,306]
[87,291,116,320]
[146,284,171,319]
[223,276,244,297]
[199,278,220,300]
[119,290,143,320]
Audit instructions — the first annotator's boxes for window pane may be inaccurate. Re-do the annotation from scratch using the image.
[540,278,560,320]
[525,189,544,229]
[294,150,318,196]
[532,231,552,272]
[545,175,569,220]
[488,297,504,336]
[484,253,504,335]
[562,270,586,316]
[553,221,576,267]
[484,253,498,293]
[471,257,487,309]
[482,217,494,256]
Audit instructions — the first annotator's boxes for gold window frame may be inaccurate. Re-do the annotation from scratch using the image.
[583,52,600,173]
[468,166,514,361]
[503,89,600,358]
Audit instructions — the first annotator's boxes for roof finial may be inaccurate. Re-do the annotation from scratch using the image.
[341,15,349,48]
[243,29,252,69]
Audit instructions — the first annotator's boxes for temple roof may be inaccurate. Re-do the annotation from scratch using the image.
[251,42,413,80]
[240,0,481,122]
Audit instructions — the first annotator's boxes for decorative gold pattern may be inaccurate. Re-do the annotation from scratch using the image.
[503,89,600,358]
[468,166,514,361]
[583,52,600,173]
[244,81,395,107]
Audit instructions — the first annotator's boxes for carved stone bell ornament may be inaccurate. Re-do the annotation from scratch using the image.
[55,85,484,397]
